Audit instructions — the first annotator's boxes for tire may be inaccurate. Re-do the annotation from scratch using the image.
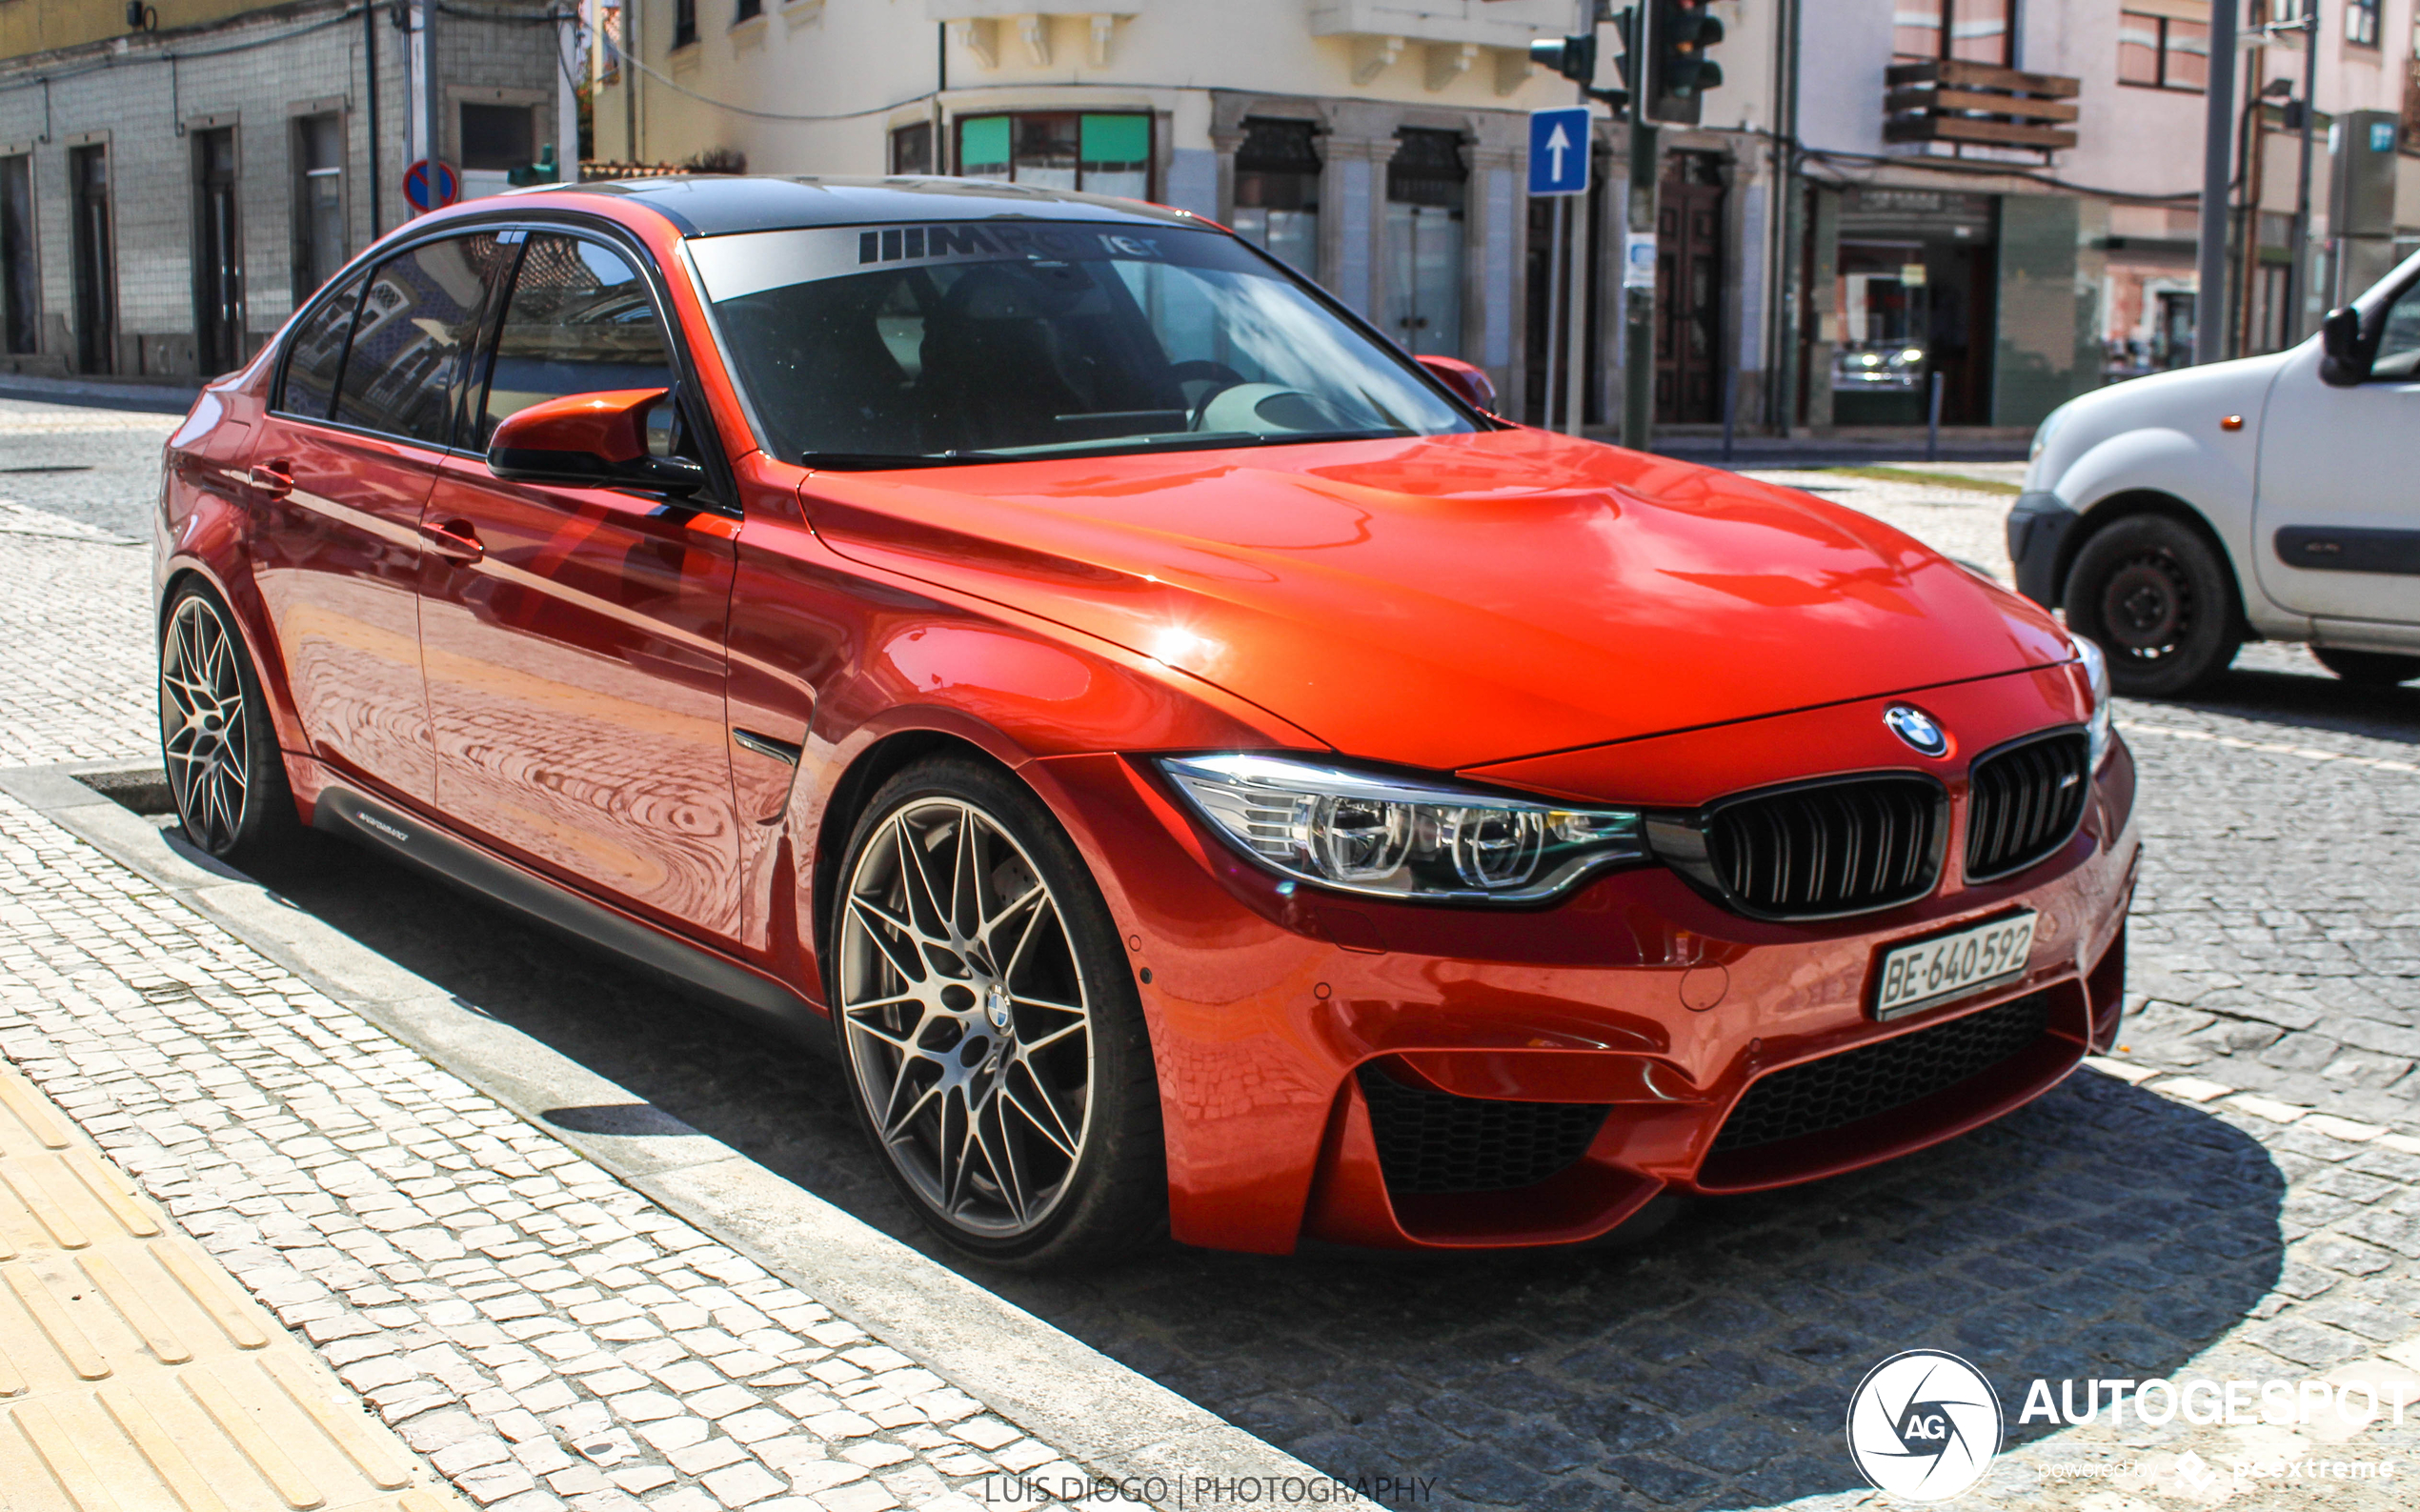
[159,581,299,861]
[2062,514,2241,697]
[2312,647,2420,687]
[828,756,1165,1266]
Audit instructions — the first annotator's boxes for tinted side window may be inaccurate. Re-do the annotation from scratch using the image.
[476,234,674,449]
[277,270,367,419]
[335,232,513,445]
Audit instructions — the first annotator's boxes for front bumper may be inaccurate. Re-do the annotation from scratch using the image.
[1032,668,2141,1254]
[2007,490,2083,609]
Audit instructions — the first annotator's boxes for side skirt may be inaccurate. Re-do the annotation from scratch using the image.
[311,783,836,1057]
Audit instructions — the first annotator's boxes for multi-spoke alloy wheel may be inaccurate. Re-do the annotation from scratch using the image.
[159,585,294,859]
[833,759,1162,1263]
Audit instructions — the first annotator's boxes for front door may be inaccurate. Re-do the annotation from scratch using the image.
[2252,274,2420,630]
[420,232,742,942]
[194,128,245,374]
[247,232,508,803]
[69,145,113,374]
[1655,153,1724,424]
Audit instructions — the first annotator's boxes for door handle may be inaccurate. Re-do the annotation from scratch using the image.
[422,518,484,564]
[248,459,292,498]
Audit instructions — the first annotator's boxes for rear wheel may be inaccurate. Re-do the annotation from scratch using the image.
[830,756,1164,1266]
[159,583,297,861]
[2063,514,2241,697]
[2312,647,2420,687]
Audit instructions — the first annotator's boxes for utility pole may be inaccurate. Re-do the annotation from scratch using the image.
[2287,0,2319,344]
[421,0,442,192]
[1621,1,1655,450]
[1564,0,1594,437]
[2193,0,2237,362]
[623,0,639,164]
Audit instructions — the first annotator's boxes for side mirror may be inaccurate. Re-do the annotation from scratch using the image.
[1416,354,1499,415]
[2319,305,2372,388]
[487,388,707,495]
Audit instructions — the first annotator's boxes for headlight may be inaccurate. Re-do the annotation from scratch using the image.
[2028,403,2067,462]
[2074,635,2113,768]
[1158,754,1645,905]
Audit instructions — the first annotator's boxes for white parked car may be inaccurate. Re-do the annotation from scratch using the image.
[2010,250,2420,696]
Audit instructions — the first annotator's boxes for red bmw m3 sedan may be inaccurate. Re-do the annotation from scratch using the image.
[155,177,2136,1264]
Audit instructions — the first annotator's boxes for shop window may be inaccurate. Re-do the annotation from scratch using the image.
[1231,117,1321,276]
[674,0,697,49]
[461,104,536,171]
[2118,12,2208,90]
[891,122,934,174]
[1383,128,1465,357]
[2347,0,2381,47]
[954,112,1152,198]
[735,0,761,22]
[1893,0,2012,66]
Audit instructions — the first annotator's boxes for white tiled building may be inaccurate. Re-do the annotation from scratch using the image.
[0,0,574,380]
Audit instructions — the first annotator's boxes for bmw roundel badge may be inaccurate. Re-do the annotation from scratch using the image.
[1884,705,1949,757]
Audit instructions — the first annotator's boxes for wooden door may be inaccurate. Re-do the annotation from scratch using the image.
[1654,154,1725,424]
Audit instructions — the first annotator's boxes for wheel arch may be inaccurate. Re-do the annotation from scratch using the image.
[805,724,1026,1003]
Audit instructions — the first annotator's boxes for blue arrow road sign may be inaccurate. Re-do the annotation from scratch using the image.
[1528,107,1592,196]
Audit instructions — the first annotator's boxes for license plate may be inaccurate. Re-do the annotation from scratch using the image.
[1872,912,2037,1020]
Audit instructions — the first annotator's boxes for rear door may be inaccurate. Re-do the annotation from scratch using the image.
[246,231,509,802]
[2252,275,2420,632]
[419,230,743,943]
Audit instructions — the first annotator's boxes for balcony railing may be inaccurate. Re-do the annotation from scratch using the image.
[1884,58,2079,157]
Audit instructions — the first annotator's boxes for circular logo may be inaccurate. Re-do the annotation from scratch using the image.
[1884,704,1949,757]
[1845,1350,2002,1502]
[983,982,1015,1032]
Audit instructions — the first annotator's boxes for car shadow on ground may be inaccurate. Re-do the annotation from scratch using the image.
[209,825,2290,1511]
[2148,653,2420,748]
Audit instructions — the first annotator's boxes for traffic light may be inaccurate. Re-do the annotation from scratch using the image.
[1529,29,1632,112]
[1647,0,1724,125]
[507,143,562,187]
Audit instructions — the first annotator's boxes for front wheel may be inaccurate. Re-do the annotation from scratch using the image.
[2312,647,2420,686]
[829,756,1165,1266]
[159,582,298,861]
[2062,514,2241,697]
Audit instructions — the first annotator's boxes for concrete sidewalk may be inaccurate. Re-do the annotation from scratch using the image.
[0,373,203,416]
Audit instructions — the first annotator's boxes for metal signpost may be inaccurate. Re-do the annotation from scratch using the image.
[1529,105,1593,435]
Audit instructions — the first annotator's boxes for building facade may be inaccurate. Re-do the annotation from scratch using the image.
[1778,0,2420,434]
[0,0,574,380]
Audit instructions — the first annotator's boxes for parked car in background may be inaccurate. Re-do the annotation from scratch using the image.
[2010,251,2420,696]
[158,176,2135,1266]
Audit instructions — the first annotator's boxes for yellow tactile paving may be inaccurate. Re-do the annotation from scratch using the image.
[0,1068,473,1512]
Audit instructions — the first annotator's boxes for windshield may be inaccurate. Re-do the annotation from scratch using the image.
[688,220,1475,465]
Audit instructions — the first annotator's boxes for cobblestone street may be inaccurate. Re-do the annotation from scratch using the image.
[2,396,2418,1509]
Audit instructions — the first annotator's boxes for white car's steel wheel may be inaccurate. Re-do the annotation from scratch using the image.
[832,758,1162,1264]
[159,586,294,859]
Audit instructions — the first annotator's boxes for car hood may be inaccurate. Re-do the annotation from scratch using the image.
[800,428,2072,772]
